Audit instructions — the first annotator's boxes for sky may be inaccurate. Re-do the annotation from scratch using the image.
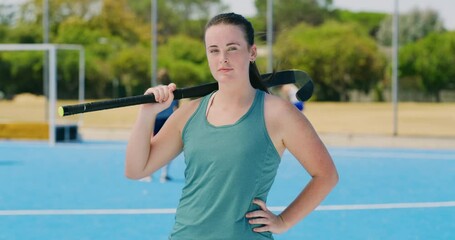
[223,0,455,30]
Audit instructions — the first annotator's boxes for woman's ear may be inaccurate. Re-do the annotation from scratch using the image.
[250,44,257,62]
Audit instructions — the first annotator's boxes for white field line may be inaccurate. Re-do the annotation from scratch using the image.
[329,152,455,161]
[0,208,176,216]
[1,201,455,216]
[270,201,455,211]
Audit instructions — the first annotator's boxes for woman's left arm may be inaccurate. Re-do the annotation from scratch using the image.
[247,98,338,234]
[277,103,339,230]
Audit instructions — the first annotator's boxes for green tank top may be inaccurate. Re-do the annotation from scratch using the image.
[170,90,281,240]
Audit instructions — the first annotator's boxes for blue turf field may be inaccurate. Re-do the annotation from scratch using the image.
[1,140,454,240]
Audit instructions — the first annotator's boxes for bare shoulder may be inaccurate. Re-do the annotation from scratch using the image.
[175,98,201,115]
[264,93,302,121]
[264,93,325,159]
[169,98,203,131]
[263,93,311,153]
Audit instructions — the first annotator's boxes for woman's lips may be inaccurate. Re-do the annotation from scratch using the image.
[218,68,232,72]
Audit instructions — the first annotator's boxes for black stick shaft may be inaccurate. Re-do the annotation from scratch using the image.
[59,70,312,116]
[59,82,218,116]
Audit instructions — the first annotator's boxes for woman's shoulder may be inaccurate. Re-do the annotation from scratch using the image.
[169,97,203,127]
[263,92,308,153]
[263,92,308,127]
[173,98,202,117]
[264,93,296,115]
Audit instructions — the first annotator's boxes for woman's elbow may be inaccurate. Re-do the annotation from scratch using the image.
[316,165,339,188]
[332,170,339,186]
[328,167,339,187]
[125,171,139,180]
[124,167,146,180]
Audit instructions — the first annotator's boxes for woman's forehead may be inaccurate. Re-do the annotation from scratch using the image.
[205,24,246,45]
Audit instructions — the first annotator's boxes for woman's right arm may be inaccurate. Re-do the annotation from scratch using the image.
[124,84,183,179]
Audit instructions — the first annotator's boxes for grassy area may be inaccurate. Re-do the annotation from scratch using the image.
[1,94,455,138]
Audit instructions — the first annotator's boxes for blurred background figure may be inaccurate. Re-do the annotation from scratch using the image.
[279,84,304,111]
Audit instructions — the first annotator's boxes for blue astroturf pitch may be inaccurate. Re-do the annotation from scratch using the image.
[1,140,454,240]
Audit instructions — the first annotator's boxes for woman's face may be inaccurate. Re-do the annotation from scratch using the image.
[205,24,256,84]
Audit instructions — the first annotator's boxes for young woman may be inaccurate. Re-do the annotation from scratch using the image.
[125,12,338,239]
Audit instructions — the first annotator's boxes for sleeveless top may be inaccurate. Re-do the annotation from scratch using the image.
[169,90,281,240]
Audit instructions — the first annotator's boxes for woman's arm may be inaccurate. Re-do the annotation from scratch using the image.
[124,84,183,179]
[247,96,338,233]
[277,103,339,229]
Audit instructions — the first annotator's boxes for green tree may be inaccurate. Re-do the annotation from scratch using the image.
[399,32,455,102]
[127,0,181,40]
[110,45,150,96]
[158,35,210,87]
[376,7,445,46]
[254,0,333,41]
[332,10,386,37]
[0,4,16,26]
[16,0,102,42]
[0,51,44,97]
[275,21,386,101]
[58,0,155,97]
[54,16,105,45]
[128,0,227,40]
[3,23,42,43]
[91,0,148,45]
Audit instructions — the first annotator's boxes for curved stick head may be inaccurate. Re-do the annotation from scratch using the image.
[293,70,314,101]
[263,70,314,101]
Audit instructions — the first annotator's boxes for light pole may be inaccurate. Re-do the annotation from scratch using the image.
[43,0,49,44]
[43,0,49,117]
[151,0,158,87]
[392,0,399,136]
[267,0,273,72]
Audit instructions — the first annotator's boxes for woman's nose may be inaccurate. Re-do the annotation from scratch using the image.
[220,53,228,63]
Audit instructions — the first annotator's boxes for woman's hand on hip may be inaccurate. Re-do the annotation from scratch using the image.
[246,199,288,234]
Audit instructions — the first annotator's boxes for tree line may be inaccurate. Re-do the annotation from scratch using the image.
[0,0,453,101]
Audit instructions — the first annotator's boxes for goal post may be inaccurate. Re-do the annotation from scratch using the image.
[0,43,85,146]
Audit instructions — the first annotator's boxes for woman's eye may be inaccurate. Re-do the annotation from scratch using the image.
[228,47,237,51]
[209,49,219,54]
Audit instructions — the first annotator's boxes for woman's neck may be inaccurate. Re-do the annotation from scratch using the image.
[215,82,256,107]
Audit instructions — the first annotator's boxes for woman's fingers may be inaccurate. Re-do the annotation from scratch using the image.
[140,84,176,115]
[144,84,175,103]
[252,225,270,232]
[246,210,269,219]
[168,83,177,91]
[248,216,271,225]
[246,199,288,234]
[253,199,268,211]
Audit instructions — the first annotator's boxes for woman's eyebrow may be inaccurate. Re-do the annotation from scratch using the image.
[207,42,240,48]
[226,42,240,46]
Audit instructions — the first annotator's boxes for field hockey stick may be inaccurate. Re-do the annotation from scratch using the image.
[59,69,313,117]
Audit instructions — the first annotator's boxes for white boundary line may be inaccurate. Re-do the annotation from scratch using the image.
[330,152,455,161]
[272,201,455,211]
[1,201,454,216]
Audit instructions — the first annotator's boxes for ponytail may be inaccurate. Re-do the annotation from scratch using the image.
[249,62,269,93]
